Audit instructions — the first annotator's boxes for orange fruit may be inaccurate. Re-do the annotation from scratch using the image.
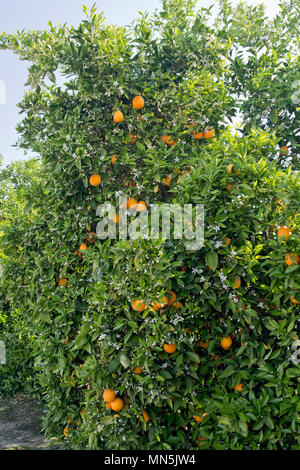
[163,343,177,354]
[203,128,214,139]
[191,353,200,364]
[127,133,137,144]
[86,232,97,243]
[63,427,69,437]
[193,131,203,139]
[165,175,172,187]
[290,295,299,305]
[284,253,299,266]
[196,436,207,447]
[199,339,209,349]
[132,299,146,311]
[161,135,176,146]
[234,383,243,392]
[132,95,145,110]
[90,174,101,186]
[150,302,166,311]
[194,412,206,423]
[113,213,120,223]
[220,336,232,350]
[277,226,291,239]
[113,110,124,123]
[142,409,150,423]
[279,146,288,155]
[163,290,177,306]
[226,183,233,191]
[227,164,233,173]
[225,237,231,246]
[233,277,241,289]
[79,243,87,251]
[105,402,112,409]
[111,154,118,165]
[113,414,120,419]
[127,198,138,210]
[58,278,67,286]
[136,201,147,212]
[133,366,142,375]
[110,398,124,412]
[174,301,183,310]
[103,389,116,402]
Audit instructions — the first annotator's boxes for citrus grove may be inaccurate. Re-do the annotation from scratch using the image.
[0,0,299,450]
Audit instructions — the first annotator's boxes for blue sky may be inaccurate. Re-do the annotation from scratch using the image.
[0,0,280,166]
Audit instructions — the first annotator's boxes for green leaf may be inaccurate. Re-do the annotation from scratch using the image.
[205,250,218,271]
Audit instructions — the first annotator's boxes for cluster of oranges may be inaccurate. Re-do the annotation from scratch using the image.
[103,388,150,423]
[103,389,124,412]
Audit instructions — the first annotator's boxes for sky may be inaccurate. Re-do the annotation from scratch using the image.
[0,0,281,166]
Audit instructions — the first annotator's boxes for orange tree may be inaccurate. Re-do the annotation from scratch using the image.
[0,158,42,396]
[0,0,299,450]
[215,0,300,169]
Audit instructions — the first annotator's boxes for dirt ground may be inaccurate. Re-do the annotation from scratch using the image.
[0,394,60,450]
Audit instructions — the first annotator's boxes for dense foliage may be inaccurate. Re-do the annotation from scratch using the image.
[0,0,299,450]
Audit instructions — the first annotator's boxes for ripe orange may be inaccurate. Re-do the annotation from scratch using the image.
[79,243,87,251]
[105,402,112,409]
[132,299,146,311]
[194,412,206,423]
[203,128,214,139]
[90,174,101,186]
[220,336,232,350]
[193,131,204,139]
[226,183,233,191]
[113,213,120,223]
[227,164,233,173]
[127,198,138,210]
[103,389,116,402]
[150,302,166,311]
[191,353,200,364]
[161,135,176,146]
[113,110,124,123]
[163,290,177,306]
[279,146,288,155]
[199,339,209,349]
[58,278,67,286]
[133,366,142,375]
[233,277,241,289]
[284,253,299,266]
[174,301,183,310]
[127,133,137,144]
[165,175,172,187]
[86,232,97,243]
[163,343,177,354]
[132,95,145,110]
[225,237,231,246]
[142,409,150,423]
[63,427,69,437]
[110,398,124,412]
[111,154,118,165]
[290,295,299,305]
[277,226,291,239]
[196,436,207,447]
[234,383,243,392]
[136,201,147,212]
